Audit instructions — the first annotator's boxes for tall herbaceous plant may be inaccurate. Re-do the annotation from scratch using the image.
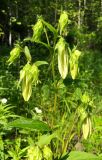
[7,11,95,159]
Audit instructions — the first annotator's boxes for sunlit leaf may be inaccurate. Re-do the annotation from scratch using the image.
[42,20,57,35]
[8,118,50,131]
[37,133,57,147]
[34,61,48,67]
[68,151,100,160]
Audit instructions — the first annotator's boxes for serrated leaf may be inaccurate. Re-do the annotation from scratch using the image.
[8,118,50,131]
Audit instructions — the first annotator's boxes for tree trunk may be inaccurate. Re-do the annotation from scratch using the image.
[55,0,58,23]
[8,0,12,46]
[101,0,102,16]
[9,9,12,46]
[16,1,20,40]
[83,0,86,26]
[78,0,81,29]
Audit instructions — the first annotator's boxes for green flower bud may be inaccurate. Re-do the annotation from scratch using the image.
[70,49,81,79]
[32,19,43,41]
[43,145,53,160]
[55,37,68,79]
[27,145,42,160]
[59,11,68,35]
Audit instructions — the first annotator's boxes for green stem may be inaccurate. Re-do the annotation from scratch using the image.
[52,54,56,83]
[62,110,78,154]
[54,93,57,112]
[44,27,50,45]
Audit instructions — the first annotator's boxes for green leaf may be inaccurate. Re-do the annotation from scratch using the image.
[35,41,51,49]
[24,37,52,49]
[34,61,48,67]
[42,20,57,35]
[68,151,100,160]
[23,37,32,42]
[37,133,57,147]
[19,146,29,156]
[8,118,50,131]
[24,46,32,62]
[8,150,18,160]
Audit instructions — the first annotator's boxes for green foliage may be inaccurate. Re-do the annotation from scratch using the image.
[8,118,50,131]
[8,137,28,160]
[37,133,57,147]
[0,103,16,134]
[42,20,57,35]
[68,151,102,160]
